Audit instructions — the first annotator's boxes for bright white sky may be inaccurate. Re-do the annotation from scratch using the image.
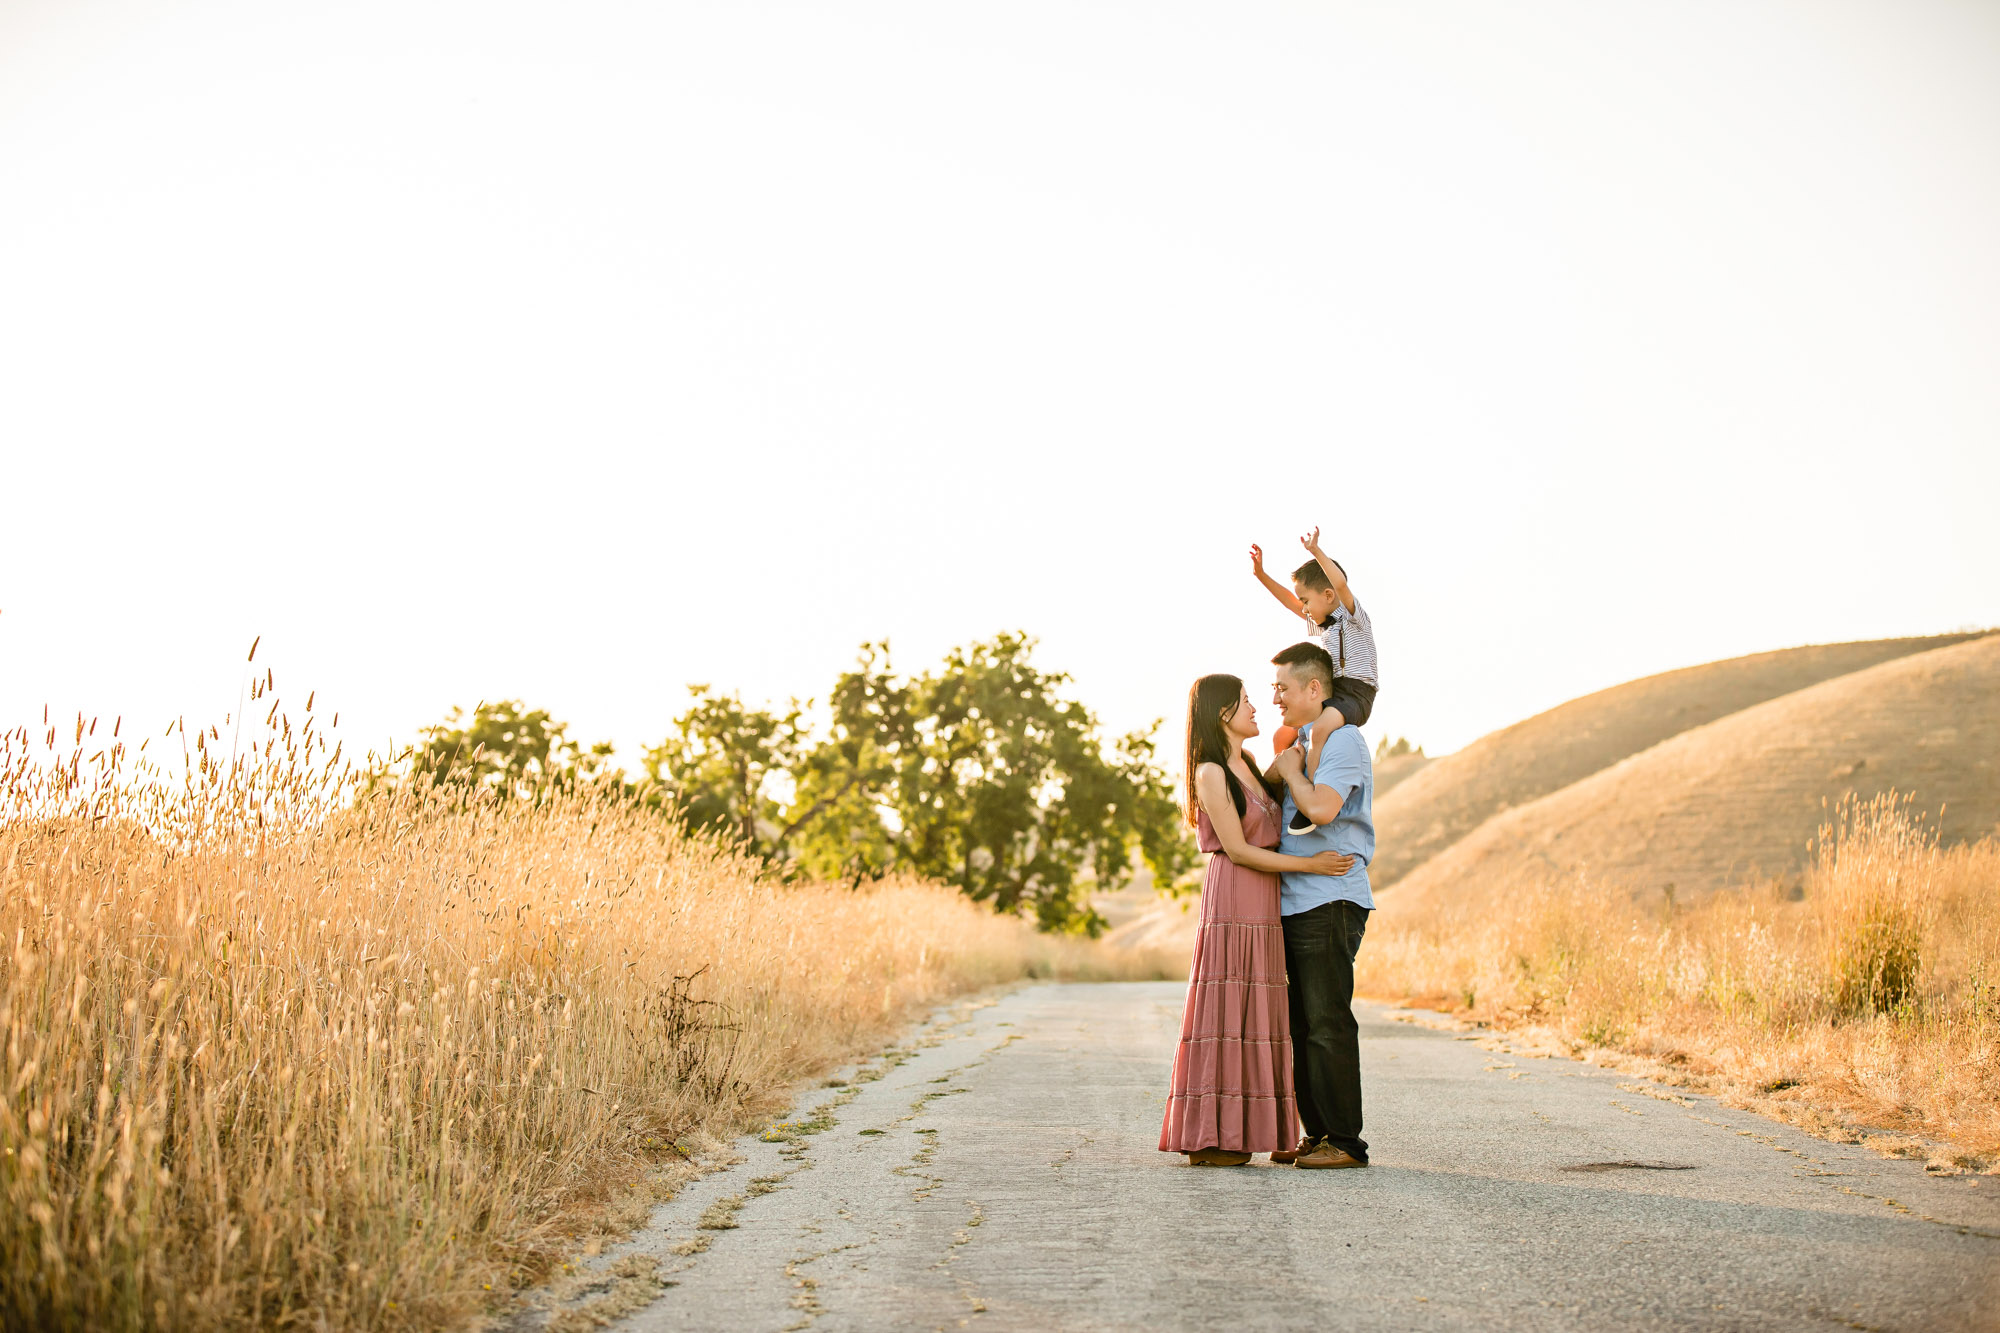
[3,0,1996,772]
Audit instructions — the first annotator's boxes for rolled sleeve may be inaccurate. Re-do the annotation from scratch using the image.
[1315,733,1366,807]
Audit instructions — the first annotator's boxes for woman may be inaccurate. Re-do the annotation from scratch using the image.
[1159,673,1356,1166]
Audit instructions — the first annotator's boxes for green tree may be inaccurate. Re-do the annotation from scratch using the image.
[409,700,617,796]
[641,686,810,854]
[785,642,912,884]
[791,634,1195,933]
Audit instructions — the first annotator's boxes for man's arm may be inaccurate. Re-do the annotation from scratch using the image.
[1299,527,1357,615]
[1250,543,1312,622]
[1279,761,1349,826]
[1279,726,1364,826]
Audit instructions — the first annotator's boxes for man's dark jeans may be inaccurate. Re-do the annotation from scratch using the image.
[1282,899,1369,1161]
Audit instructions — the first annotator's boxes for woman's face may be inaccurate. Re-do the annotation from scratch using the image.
[1222,687,1259,741]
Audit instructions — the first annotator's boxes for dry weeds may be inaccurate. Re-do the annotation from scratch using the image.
[1363,795,2000,1165]
[0,691,1171,1331]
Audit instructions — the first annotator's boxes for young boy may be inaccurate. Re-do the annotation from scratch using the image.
[1250,527,1378,831]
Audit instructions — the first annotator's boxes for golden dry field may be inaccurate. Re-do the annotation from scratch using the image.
[0,704,1170,1331]
[1371,632,1980,887]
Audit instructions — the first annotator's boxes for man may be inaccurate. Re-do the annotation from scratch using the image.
[1265,641,1374,1169]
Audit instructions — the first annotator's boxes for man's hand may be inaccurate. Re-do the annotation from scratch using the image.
[1272,747,1305,780]
[1300,525,1324,556]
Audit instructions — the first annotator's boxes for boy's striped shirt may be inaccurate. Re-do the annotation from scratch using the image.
[1318,600,1378,686]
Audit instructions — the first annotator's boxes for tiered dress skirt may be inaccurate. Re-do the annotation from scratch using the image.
[1158,792,1300,1154]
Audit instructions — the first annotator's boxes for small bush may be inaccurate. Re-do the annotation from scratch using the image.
[1831,900,1924,1015]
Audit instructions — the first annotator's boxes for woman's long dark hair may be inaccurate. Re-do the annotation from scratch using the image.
[1184,673,1278,829]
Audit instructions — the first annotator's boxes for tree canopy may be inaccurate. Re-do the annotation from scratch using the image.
[639,687,808,854]
[787,635,1192,932]
[406,634,1194,933]
[408,700,616,797]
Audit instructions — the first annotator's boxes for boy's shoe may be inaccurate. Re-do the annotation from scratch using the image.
[1187,1148,1253,1167]
[1270,1137,1317,1164]
[1287,812,1318,834]
[1295,1144,1367,1169]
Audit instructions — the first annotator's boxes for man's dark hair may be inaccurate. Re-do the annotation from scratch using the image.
[1272,641,1336,698]
[1290,557,1346,592]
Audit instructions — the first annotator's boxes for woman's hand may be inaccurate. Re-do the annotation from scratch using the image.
[1306,849,1358,876]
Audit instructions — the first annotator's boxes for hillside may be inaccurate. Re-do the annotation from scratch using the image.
[1099,892,1200,957]
[1370,633,1982,888]
[1388,633,2000,906]
[1374,749,1433,797]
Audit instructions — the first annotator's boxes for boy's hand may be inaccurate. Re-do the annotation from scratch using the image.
[1300,525,1324,556]
[1249,543,1267,577]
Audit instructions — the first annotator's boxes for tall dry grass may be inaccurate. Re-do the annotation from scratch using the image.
[1361,795,2000,1161]
[0,697,1170,1331]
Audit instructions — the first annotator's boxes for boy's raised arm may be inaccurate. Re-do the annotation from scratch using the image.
[1250,543,1309,621]
[1300,527,1357,615]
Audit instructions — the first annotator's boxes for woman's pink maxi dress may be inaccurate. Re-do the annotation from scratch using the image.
[1158,783,1301,1155]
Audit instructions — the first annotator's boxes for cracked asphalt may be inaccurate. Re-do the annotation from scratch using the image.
[528,982,2000,1333]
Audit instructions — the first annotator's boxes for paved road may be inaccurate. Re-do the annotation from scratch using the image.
[527,983,2000,1333]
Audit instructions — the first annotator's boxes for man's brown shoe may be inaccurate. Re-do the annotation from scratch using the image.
[1187,1147,1253,1167]
[1296,1143,1367,1169]
[1270,1137,1316,1165]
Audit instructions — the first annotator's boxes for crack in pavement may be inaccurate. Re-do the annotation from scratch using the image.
[925,1199,990,1329]
[779,1239,867,1332]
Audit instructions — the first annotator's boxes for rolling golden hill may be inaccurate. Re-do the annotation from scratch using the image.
[1388,633,2000,906]
[1371,633,1982,888]
[1374,749,1433,798]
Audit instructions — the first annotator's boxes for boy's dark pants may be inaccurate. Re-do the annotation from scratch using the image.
[1282,899,1370,1161]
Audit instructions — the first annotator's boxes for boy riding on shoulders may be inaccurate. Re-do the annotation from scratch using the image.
[1249,527,1379,832]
